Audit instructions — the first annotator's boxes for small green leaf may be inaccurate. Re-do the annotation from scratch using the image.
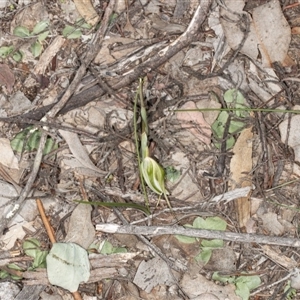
[27,129,41,149]
[0,46,14,58]
[201,239,224,248]
[31,41,43,57]
[235,282,250,300]
[229,119,246,134]
[100,240,114,254]
[7,263,23,271]
[7,264,23,280]
[100,241,127,254]
[23,238,44,260]
[32,20,49,35]
[211,111,234,149]
[76,18,92,29]
[235,275,261,291]
[38,30,49,42]
[195,248,212,264]
[62,25,82,39]
[213,135,235,150]
[175,234,197,244]
[44,137,58,155]
[13,26,30,37]
[0,270,9,279]
[224,89,248,117]
[165,166,181,183]
[113,247,127,253]
[193,216,227,231]
[12,51,23,62]
[11,126,57,154]
[212,271,235,283]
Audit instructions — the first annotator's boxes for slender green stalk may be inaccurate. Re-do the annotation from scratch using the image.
[133,79,149,210]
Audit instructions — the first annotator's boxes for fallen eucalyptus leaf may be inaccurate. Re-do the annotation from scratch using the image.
[46,242,90,293]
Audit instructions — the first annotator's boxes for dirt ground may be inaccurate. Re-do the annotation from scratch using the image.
[1,0,300,299]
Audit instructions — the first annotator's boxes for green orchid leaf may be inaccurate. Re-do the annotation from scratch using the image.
[75,18,92,29]
[31,251,48,269]
[11,126,57,154]
[195,248,212,264]
[224,88,245,104]
[100,240,114,254]
[62,25,82,39]
[38,30,49,42]
[13,50,23,62]
[23,238,41,257]
[212,271,236,283]
[100,241,127,254]
[7,263,23,271]
[201,239,224,248]
[175,234,197,244]
[213,136,236,150]
[211,111,229,138]
[235,275,261,291]
[32,20,49,35]
[0,270,9,279]
[7,263,23,280]
[31,41,43,57]
[0,46,14,58]
[193,216,227,231]
[27,129,41,149]
[235,282,250,300]
[44,137,58,155]
[13,26,30,37]
[165,166,181,183]
[228,119,246,134]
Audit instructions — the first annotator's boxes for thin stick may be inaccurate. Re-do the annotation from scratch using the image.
[96,223,300,248]
[36,199,56,244]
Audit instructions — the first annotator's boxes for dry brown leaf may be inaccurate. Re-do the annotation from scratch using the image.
[34,36,65,75]
[133,256,176,293]
[64,203,95,249]
[0,64,15,93]
[180,272,240,300]
[59,130,106,175]
[73,0,99,26]
[0,138,19,169]
[176,101,211,145]
[229,127,253,231]
[261,212,285,235]
[220,0,292,67]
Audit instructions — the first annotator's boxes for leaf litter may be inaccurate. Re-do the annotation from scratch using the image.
[0,0,300,299]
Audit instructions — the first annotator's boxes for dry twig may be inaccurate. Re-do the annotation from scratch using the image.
[96,223,300,248]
